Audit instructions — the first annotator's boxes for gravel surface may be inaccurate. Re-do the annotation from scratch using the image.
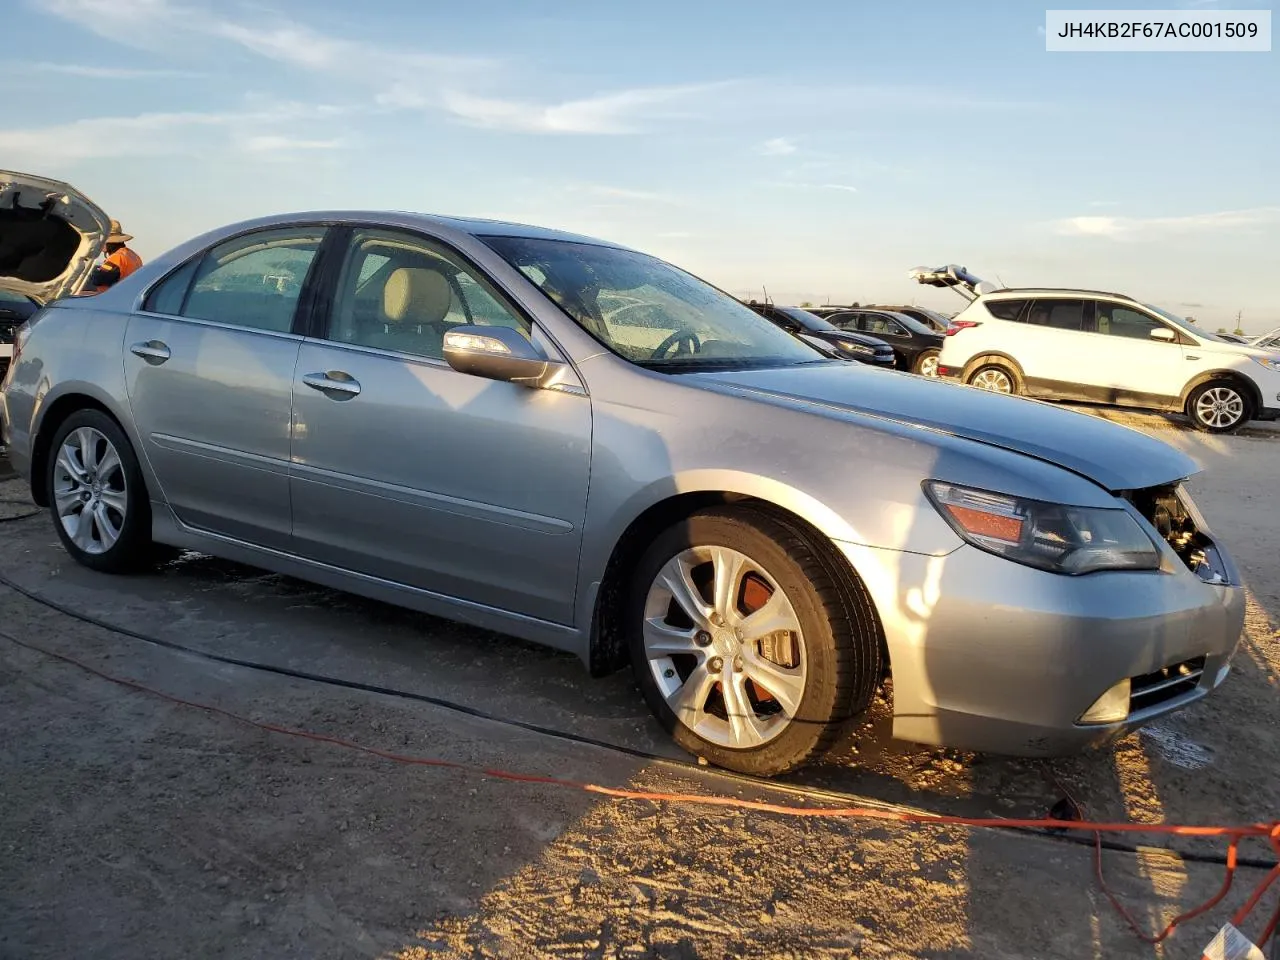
[1,407,1277,959]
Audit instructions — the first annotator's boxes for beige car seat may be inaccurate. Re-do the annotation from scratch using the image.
[376,266,453,356]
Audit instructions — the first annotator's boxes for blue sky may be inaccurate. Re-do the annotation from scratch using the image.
[3,0,1277,331]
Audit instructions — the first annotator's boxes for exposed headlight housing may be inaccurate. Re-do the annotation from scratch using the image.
[1250,355,1280,373]
[924,481,1160,574]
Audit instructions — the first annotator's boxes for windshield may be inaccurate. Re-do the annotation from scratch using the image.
[481,236,825,370]
[778,307,840,333]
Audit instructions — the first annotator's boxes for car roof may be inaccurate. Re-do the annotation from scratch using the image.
[196,210,636,250]
[398,213,631,247]
[826,306,922,323]
[981,287,1137,301]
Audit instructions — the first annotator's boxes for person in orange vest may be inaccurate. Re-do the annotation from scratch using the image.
[88,220,143,292]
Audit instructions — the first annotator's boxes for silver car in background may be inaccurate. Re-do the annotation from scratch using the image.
[1,209,1246,775]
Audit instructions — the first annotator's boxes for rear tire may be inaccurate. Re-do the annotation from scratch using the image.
[1186,380,1251,434]
[627,506,882,776]
[47,410,155,574]
[914,349,941,378]
[967,363,1019,395]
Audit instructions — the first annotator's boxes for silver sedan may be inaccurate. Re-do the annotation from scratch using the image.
[0,208,1245,775]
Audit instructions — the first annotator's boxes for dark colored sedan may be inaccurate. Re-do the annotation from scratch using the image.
[811,304,954,335]
[821,308,945,377]
[743,302,896,367]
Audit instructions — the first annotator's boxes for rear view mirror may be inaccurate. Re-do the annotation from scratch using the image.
[1150,327,1177,343]
[443,325,563,387]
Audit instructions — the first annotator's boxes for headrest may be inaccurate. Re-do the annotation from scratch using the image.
[383,267,452,325]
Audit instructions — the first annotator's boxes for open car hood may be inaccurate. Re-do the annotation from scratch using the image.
[0,170,111,304]
[908,264,998,302]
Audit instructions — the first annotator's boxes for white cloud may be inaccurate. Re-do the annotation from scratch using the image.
[29,61,202,79]
[768,181,859,194]
[1087,200,1120,208]
[440,82,735,134]
[1055,207,1280,239]
[0,101,345,164]
[758,137,797,156]
[37,0,494,99]
[239,135,346,153]
[579,185,681,204]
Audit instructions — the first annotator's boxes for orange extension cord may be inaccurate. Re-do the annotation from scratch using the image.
[7,631,1280,952]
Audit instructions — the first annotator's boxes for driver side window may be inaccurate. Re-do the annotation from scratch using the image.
[326,229,531,360]
[1095,302,1169,341]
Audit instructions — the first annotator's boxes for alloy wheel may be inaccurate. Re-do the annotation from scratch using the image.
[918,354,940,378]
[642,546,807,749]
[52,427,128,555]
[1194,387,1245,430]
[971,368,1013,393]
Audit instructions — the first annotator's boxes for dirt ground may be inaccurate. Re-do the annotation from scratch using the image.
[1,409,1278,959]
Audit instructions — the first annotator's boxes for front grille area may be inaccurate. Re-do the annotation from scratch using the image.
[0,321,16,345]
[1130,656,1206,712]
[1125,484,1230,584]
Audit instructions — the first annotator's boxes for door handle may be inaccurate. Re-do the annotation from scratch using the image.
[302,371,361,399]
[129,340,171,365]
[1185,355,1200,361]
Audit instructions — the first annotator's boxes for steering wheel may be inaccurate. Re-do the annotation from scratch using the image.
[651,329,701,360]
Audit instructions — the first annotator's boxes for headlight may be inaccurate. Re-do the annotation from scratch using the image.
[1250,355,1280,373]
[923,481,1160,574]
[839,341,874,356]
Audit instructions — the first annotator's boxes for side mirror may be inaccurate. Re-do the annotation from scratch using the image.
[1150,327,1177,343]
[443,325,563,387]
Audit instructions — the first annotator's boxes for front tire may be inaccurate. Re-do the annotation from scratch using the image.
[47,409,155,573]
[627,506,882,776]
[1187,381,1251,433]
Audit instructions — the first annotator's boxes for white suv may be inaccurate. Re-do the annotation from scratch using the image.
[911,266,1280,434]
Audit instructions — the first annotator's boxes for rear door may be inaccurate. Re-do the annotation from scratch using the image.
[1010,298,1096,399]
[287,225,592,625]
[123,225,328,549]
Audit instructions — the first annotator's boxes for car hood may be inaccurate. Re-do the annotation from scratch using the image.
[692,364,1200,492]
[0,170,111,303]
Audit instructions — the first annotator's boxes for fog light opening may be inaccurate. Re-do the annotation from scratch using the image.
[1079,678,1131,725]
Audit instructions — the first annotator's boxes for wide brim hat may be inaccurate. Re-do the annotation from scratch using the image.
[106,219,133,243]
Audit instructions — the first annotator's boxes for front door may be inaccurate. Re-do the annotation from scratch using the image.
[123,225,327,549]
[288,226,592,625]
[1086,300,1189,407]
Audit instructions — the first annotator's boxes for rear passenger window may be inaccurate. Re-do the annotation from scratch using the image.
[1026,299,1087,331]
[143,258,199,315]
[986,299,1027,321]
[180,228,325,333]
[863,314,906,337]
